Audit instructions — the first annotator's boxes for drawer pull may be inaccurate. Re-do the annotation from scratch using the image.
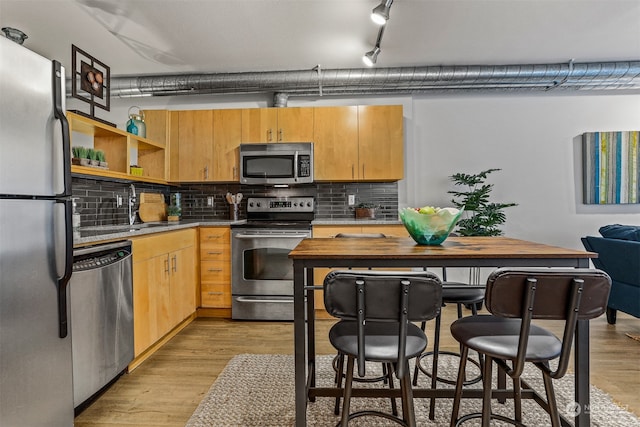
[207,268,223,272]
[207,235,222,239]
[207,292,224,295]
[207,251,222,255]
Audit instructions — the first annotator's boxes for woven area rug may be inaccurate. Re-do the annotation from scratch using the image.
[186,354,639,426]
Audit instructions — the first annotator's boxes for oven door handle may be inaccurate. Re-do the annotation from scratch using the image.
[236,297,294,303]
[234,233,310,239]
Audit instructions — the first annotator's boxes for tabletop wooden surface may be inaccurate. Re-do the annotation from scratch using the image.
[289,236,596,261]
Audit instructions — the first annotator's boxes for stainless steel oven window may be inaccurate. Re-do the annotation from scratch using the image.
[243,247,293,281]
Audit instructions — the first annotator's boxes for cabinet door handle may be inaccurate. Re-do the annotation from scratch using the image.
[267,129,273,142]
[204,165,209,179]
[352,165,355,179]
[233,166,237,179]
[172,255,177,272]
[164,258,170,274]
[362,164,365,179]
[278,128,283,141]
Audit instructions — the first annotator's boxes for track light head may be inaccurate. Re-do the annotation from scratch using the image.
[371,0,393,25]
[362,46,381,67]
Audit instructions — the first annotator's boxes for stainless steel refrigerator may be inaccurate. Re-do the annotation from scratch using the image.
[0,36,74,426]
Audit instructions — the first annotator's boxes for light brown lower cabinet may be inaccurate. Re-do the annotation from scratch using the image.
[199,227,231,308]
[131,228,197,357]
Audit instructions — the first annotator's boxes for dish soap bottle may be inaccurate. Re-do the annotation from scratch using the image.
[72,198,81,231]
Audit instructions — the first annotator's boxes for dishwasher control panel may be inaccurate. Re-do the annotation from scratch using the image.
[73,242,132,272]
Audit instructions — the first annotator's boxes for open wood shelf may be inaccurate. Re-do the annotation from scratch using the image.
[67,111,167,184]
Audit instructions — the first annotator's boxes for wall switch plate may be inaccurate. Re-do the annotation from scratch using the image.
[348,195,355,206]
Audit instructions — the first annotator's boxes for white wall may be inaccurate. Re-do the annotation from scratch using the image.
[72,91,640,250]
[407,93,640,250]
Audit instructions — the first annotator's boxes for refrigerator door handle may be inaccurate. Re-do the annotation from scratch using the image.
[56,198,73,338]
[53,60,71,198]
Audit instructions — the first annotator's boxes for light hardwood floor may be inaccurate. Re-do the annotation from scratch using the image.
[74,307,640,426]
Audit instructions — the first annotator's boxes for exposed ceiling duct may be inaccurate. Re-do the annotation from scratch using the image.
[90,60,640,100]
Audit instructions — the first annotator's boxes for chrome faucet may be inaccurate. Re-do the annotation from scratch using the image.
[128,184,137,225]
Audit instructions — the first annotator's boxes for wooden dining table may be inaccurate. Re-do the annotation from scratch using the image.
[289,235,597,427]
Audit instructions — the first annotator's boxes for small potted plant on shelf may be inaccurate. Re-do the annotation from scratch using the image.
[85,148,100,167]
[167,205,181,222]
[354,202,379,219]
[95,150,108,169]
[71,146,88,166]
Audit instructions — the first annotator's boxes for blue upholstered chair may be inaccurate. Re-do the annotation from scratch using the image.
[581,224,640,324]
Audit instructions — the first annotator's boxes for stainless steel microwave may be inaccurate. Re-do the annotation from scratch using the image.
[239,143,313,185]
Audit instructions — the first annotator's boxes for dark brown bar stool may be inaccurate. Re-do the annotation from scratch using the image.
[331,232,392,415]
[324,270,443,427]
[449,268,611,427]
[412,268,485,420]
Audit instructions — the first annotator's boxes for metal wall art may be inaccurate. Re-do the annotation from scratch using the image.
[71,44,111,121]
[583,131,639,204]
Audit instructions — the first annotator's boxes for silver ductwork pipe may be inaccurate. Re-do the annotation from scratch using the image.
[72,60,640,99]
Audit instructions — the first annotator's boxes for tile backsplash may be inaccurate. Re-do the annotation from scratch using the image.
[72,176,399,226]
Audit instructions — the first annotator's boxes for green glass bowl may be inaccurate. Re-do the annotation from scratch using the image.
[399,207,464,245]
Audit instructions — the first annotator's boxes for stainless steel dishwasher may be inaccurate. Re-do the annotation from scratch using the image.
[70,240,134,409]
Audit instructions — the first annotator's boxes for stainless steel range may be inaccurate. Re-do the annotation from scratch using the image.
[231,196,314,320]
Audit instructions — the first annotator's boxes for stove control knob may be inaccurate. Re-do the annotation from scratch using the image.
[256,202,261,207]
[293,203,298,207]
[306,202,312,207]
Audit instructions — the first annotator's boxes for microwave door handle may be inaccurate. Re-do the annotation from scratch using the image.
[293,151,299,181]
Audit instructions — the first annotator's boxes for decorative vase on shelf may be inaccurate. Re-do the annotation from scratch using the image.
[126,106,146,138]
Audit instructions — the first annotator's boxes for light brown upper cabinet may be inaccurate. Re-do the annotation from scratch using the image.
[241,107,314,143]
[176,110,214,181]
[313,105,404,181]
[357,105,404,181]
[212,109,242,182]
[313,106,359,181]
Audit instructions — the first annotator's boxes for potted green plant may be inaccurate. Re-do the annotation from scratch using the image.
[449,168,518,297]
[354,202,379,219]
[71,146,86,166]
[167,205,181,221]
[85,148,100,167]
[72,146,90,166]
[95,150,108,168]
[448,168,517,236]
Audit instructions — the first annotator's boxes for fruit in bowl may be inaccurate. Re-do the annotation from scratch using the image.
[399,206,464,245]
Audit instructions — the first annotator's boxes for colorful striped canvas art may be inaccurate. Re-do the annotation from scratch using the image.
[583,131,639,204]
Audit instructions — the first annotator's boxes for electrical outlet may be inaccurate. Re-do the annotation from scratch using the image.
[348,195,355,206]
[207,196,214,206]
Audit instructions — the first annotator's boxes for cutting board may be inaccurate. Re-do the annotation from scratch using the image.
[140,193,166,204]
[139,203,167,222]
[139,193,167,222]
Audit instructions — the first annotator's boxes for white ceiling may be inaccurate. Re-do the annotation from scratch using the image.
[1,0,639,79]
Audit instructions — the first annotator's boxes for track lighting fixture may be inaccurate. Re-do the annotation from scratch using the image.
[362,46,380,67]
[362,25,385,67]
[371,0,393,25]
